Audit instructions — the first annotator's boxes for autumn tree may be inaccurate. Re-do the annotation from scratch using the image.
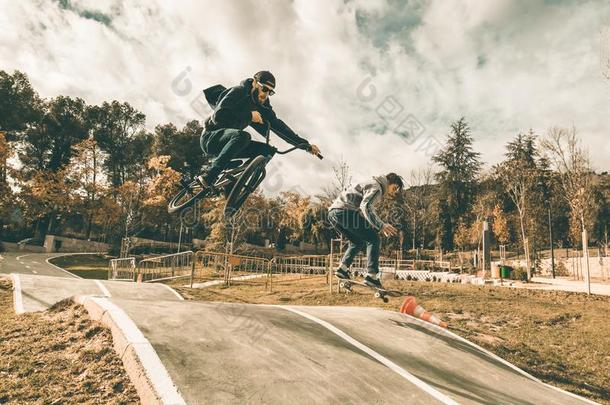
[0,132,13,240]
[492,204,510,246]
[67,137,108,239]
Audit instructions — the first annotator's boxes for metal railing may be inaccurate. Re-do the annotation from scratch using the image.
[271,255,329,276]
[138,251,193,282]
[108,257,136,281]
[194,250,271,287]
[395,270,460,283]
[329,254,451,275]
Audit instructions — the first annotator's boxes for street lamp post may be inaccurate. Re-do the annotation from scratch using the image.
[547,203,555,278]
[540,178,556,279]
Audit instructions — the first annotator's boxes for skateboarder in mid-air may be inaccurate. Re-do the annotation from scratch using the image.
[328,173,403,289]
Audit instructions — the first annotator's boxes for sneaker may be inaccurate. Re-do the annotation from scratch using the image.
[334,266,351,280]
[363,274,383,289]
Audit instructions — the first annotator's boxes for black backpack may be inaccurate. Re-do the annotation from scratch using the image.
[202,84,227,108]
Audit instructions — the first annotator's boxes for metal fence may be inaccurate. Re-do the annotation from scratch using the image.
[395,270,461,283]
[271,255,329,276]
[138,251,194,282]
[108,257,137,281]
[194,251,271,286]
[329,253,451,275]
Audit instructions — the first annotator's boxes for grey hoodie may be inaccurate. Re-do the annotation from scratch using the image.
[329,176,387,231]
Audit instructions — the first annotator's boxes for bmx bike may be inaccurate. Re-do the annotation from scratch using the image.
[167,122,322,218]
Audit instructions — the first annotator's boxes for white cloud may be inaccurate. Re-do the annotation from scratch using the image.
[1,0,609,199]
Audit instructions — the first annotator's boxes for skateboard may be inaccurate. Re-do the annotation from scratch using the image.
[336,277,405,303]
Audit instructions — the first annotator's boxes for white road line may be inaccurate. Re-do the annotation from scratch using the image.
[25,265,31,269]
[16,254,32,261]
[95,280,112,297]
[161,284,184,300]
[11,273,24,314]
[282,307,460,405]
[32,270,38,274]
[395,312,599,404]
[44,256,82,279]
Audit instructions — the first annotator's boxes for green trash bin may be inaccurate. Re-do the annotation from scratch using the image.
[500,266,511,279]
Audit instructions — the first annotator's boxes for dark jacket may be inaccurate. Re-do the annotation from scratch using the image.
[203,79,310,150]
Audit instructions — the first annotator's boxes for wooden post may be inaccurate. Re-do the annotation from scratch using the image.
[190,258,195,288]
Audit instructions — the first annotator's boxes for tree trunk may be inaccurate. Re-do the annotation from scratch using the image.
[86,212,94,240]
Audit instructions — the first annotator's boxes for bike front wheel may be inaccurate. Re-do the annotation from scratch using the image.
[167,179,209,214]
[224,155,267,217]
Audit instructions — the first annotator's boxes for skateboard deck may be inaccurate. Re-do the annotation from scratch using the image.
[336,277,405,302]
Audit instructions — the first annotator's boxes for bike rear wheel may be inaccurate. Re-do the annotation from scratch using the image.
[224,155,267,217]
[167,179,209,214]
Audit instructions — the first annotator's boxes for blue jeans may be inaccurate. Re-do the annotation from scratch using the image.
[328,209,380,275]
[200,128,274,182]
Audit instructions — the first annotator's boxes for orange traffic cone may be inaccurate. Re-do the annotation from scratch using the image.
[400,296,447,328]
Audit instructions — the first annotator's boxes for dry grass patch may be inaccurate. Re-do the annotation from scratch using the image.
[0,278,140,404]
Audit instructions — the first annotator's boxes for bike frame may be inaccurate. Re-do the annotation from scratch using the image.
[214,121,318,192]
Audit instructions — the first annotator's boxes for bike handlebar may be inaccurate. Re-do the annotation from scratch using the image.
[275,143,323,160]
[259,121,323,159]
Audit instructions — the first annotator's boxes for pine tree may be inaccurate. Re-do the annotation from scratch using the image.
[432,117,481,250]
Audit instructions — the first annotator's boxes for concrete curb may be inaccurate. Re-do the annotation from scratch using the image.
[45,254,84,279]
[74,295,185,405]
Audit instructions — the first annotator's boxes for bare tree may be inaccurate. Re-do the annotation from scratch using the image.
[540,127,594,288]
[404,167,434,251]
[318,157,353,204]
[540,127,593,234]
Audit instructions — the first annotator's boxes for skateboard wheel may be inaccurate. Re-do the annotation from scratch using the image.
[374,292,381,299]
[383,297,389,303]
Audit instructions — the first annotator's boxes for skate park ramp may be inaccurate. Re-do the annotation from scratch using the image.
[6,273,597,404]
[112,299,594,404]
[10,273,183,313]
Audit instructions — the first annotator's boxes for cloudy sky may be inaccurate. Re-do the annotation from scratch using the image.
[1,0,609,195]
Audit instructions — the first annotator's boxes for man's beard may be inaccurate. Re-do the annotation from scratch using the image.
[252,88,266,105]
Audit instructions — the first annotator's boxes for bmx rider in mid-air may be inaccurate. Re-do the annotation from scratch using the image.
[200,70,321,189]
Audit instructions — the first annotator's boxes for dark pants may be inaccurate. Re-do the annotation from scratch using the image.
[200,128,274,182]
[328,208,380,275]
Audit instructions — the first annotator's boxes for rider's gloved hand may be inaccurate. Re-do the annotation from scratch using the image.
[251,111,263,124]
[307,144,321,156]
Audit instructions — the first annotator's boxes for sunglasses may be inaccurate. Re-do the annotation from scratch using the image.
[259,83,275,95]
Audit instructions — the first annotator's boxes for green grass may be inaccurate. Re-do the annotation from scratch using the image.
[48,255,109,280]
